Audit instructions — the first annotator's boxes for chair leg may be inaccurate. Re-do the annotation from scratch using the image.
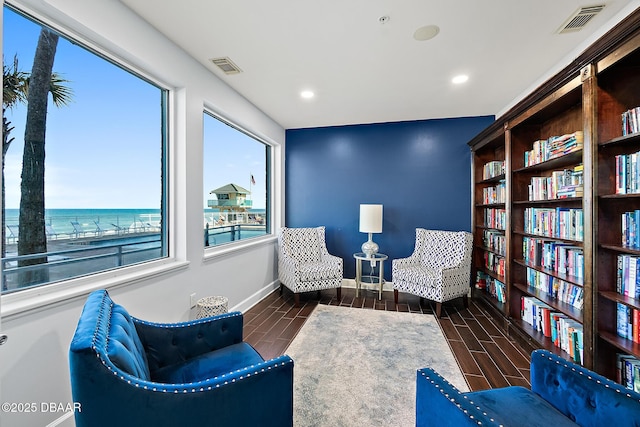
[435,302,442,318]
[294,293,300,308]
[336,287,342,301]
[317,290,322,299]
[463,295,469,309]
[279,283,284,295]
[394,289,399,304]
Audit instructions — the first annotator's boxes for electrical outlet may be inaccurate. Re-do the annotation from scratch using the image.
[190,293,197,308]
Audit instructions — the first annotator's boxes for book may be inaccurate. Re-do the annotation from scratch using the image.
[617,303,629,339]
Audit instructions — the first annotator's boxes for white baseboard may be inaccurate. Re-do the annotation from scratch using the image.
[46,411,75,427]
[231,280,280,313]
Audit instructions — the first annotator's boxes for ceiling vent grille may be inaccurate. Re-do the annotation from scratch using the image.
[210,57,242,75]
[558,5,606,33]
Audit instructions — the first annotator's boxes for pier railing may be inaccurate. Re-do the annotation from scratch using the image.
[2,224,268,293]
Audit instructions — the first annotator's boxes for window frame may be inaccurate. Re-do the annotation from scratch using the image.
[202,107,277,259]
[1,2,180,317]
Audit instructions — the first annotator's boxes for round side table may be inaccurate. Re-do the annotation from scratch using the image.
[196,296,229,319]
[354,252,388,300]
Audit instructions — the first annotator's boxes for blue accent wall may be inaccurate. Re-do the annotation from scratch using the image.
[285,116,494,280]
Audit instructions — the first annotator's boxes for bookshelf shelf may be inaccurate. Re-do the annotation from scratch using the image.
[478,174,506,184]
[600,291,640,311]
[469,8,640,382]
[510,317,569,359]
[512,150,583,173]
[477,290,506,313]
[513,197,582,205]
[599,330,640,358]
[599,132,640,148]
[513,282,583,323]
[513,259,584,287]
[512,230,584,246]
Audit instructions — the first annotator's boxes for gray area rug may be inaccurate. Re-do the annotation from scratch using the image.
[285,305,468,427]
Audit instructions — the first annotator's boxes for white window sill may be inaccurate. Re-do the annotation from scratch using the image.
[1,258,190,319]
[203,234,277,261]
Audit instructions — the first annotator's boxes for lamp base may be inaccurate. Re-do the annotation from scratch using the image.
[361,233,379,258]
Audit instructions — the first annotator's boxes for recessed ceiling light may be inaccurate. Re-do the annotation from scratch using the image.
[413,25,440,41]
[452,75,469,84]
[300,90,315,99]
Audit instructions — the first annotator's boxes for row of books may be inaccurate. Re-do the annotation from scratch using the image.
[622,106,640,136]
[616,254,640,299]
[482,180,506,204]
[475,272,506,303]
[622,210,640,249]
[522,237,584,280]
[526,267,584,310]
[484,208,506,230]
[523,207,584,241]
[615,151,640,194]
[528,165,584,201]
[617,303,640,343]
[521,296,583,365]
[484,252,505,277]
[618,354,640,392]
[523,131,584,167]
[482,160,505,180]
[483,229,506,256]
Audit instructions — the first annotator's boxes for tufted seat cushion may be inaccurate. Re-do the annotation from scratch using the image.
[152,342,264,384]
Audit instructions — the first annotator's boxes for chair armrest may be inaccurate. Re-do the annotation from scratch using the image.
[72,353,294,427]
[392,255,419,270]
[320,253,343,267]
[530,349,640,426]
[416,368,498,427]
[133,311,244,372]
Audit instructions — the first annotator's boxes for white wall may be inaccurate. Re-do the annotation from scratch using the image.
[0,1,285,426]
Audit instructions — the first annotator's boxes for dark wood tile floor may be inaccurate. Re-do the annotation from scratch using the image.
[243,286,532,391]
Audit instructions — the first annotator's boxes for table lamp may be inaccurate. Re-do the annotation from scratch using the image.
[359,204,383,258]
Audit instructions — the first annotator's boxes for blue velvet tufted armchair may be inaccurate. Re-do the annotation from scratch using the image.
[417,349,640,427]
[69,290,294,427]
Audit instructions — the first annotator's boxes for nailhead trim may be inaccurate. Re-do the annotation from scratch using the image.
[88,293,293,393]
[544,353,640,404]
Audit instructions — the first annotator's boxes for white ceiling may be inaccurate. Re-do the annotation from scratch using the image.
[120,0,637,129]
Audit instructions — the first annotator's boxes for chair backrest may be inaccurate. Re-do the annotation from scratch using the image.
[70,290,151,381]
[416,228,472,270]
[279,227,326,262]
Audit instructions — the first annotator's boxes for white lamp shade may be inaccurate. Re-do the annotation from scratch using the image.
[359,204,383,233]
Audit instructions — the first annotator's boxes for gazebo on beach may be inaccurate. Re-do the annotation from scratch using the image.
[208,183,252,224]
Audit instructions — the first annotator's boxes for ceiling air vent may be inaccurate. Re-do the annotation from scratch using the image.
[558,5,606,34]
[210,57,242,75]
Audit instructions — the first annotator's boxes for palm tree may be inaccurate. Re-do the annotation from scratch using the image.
[2,56,28,258]
[17,28,73,286]
[3,57,72,261]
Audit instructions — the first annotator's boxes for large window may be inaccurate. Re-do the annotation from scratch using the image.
[203,111,270,247]
[2,5,168,293]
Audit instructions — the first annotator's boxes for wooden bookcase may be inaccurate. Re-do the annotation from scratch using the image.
[469,7,640,380]
[471,125,509,322]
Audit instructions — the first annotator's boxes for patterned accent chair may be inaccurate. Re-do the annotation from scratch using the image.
[278,226,343,306]
[392,229,473,317]
[69,290,294,427]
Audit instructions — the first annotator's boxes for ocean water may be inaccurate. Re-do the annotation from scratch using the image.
[4,208,267,237]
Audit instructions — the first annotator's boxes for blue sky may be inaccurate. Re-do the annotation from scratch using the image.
[3,6,266,210]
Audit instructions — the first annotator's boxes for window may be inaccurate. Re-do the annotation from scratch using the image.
[2,5,169,293]
[203,111,271,247]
